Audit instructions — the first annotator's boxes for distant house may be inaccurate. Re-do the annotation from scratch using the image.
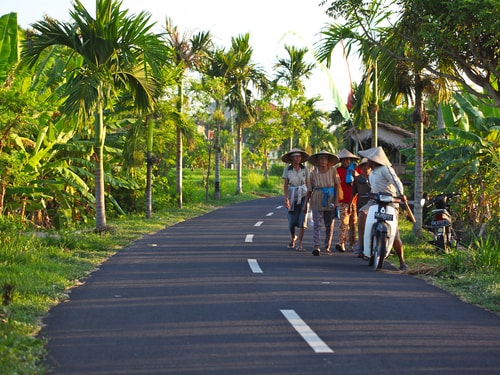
[346,122,415,176]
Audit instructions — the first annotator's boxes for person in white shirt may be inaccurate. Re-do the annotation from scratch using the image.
[357,147,409,271]
[282,148,310,251]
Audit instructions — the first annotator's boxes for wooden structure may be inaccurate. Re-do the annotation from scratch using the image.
[346,122,415,176]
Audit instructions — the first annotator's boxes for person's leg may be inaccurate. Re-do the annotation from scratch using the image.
[312,210,323,247]
[312,210,322,255]
[287,212,297,248]
[297,227,306,250]
[336,203,349,251]
[393,229,409,270]
[347,206,357,251]
[324,210,336,253]
[357,209,368,257]
[296,205,307,251]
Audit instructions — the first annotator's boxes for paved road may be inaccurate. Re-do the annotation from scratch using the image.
[40,197,500,374]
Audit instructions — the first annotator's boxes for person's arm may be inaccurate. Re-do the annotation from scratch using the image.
[283,178,290,209]
[333,170,340,206]
[349,176,359,207]
[385,166,404,197]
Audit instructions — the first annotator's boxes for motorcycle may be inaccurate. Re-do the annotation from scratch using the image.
[363,192,401,270]
[422,192,460,253]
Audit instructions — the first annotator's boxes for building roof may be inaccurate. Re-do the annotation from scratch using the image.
[346,122,415,149]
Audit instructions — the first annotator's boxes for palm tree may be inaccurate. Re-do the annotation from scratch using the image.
[274,45,316,149]
[164,18,211,208]
[201,49,228,199]
[22,0,166,230]
[218,34,268,194]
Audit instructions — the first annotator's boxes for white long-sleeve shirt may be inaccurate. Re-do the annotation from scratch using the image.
[368,165,404,197]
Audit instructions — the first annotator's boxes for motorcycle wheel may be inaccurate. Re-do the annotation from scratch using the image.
[436,235,447,253]
[372,230,386,270]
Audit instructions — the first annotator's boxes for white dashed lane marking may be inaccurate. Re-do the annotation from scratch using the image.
[245,234,254,242]
[247,259,263,273]
[280,309,334,354]
[254,221,264,227]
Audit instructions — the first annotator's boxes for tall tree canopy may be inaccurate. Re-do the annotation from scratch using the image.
[21,0,167,230]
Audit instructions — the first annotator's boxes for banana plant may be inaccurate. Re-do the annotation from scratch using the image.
[421,90,500,233]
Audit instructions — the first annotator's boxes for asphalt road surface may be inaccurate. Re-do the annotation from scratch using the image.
[40,196,500,374]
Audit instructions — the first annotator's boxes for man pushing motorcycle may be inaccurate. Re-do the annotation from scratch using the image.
[356,147,410,271]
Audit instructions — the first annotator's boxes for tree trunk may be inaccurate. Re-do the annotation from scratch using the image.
[371,60,379,147]
[206,143,212,201]
[214,100,221,200]
[413,77,424,236]
[176,84,183,208]
[145,116,153,219]
[145,155,153,219]
[0,182,5,216]
[236,123,243,194]
[94,96,107,231]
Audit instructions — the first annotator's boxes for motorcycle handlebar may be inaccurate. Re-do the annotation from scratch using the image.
[424,192,459,208]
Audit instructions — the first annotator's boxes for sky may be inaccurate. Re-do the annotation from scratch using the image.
[0,0,361,112]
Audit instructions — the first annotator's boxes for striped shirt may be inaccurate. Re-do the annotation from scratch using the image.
[308,167,341,211]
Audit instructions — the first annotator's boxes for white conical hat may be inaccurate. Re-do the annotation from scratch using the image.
[358,146,392,166]
[337,148,360,160]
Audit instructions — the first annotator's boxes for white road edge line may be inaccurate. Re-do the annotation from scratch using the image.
[280,309,334,354]
[245,234,254,242]
[255,221,264,227]
[248,259,263,273]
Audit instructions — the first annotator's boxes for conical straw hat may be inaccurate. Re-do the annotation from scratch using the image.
[358,146,392,166]
[308,150,340,167]
[281,148,309,164]
[337,148,360,160]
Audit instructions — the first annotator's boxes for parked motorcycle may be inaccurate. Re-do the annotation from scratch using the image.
[363,192,401,270]
[422,192,460,253]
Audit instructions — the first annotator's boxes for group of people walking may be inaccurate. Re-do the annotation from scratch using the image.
[282,147,409,271]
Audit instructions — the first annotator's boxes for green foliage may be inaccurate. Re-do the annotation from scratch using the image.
[402,90,500,239]
[446,235,500,274]
[0,12,18,83]
[270,163,284,177]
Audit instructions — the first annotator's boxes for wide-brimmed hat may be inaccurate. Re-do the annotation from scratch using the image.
[337,148,360,160]
[281,148,309,164]
[308,150,340,167]
[358,157,369,166]
[358,146,391,166]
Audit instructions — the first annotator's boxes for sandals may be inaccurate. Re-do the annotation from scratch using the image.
[296,246,306,252]
[288,236,297,248]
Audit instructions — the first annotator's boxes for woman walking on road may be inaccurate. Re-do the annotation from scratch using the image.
[335,149,361,253]
[305,150,341,256]
[282,148,310,252]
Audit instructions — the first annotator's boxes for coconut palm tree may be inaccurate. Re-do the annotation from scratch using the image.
[163,17,212,208]
[201,48,229,199]
[218,33,268,194]
[274,45,316,149]
[22,0,167,230]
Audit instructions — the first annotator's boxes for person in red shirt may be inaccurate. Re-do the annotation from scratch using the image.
[335,149,361,252]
